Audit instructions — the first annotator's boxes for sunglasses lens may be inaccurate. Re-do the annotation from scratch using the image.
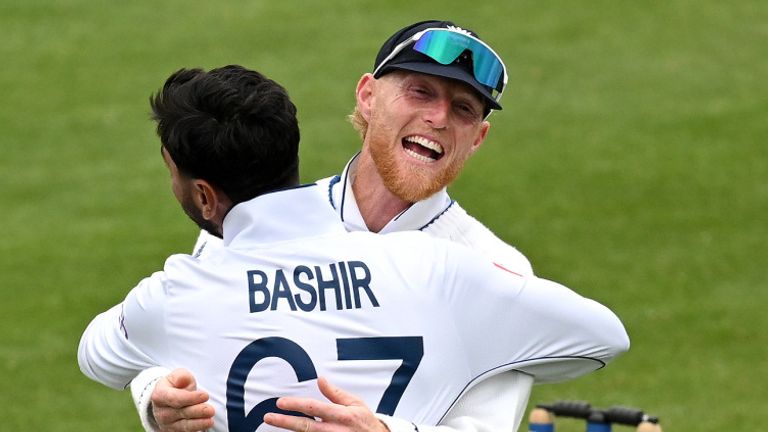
[413,30,468,64]
[471,47,505,92]
[412,30,504,91]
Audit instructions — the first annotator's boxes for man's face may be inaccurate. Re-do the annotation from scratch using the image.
[161,147,219,235]
[362,71,490,202]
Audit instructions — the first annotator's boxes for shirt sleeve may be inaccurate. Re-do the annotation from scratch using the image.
[130,366,172,432]
[377,371,534,432]
[422,203,534,277]
[77,272,168,390]
[447,248,630,383]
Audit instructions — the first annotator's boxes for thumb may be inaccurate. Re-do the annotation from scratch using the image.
[166,368,198,391]
[317,376,366,407]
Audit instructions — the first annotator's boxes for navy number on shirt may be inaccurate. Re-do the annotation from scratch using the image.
[226,336,424,432]
[337,337,424,414]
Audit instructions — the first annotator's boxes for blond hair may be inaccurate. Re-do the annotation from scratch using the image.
[347,105,368,140]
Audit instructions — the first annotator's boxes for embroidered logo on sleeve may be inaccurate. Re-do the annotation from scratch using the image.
[119,305,129,339]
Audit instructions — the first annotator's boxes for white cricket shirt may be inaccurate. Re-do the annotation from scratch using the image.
[321,154,534,276]
[80,184,628,431]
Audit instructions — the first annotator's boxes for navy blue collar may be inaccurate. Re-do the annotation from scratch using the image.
[327,154,455,233]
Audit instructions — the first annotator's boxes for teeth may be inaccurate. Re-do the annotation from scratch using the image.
[404,136,443,154]
[404,147,436,163]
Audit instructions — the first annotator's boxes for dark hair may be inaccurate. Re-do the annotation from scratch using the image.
[150,65,300,204]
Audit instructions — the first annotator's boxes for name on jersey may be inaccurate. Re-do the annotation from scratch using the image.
[247,261,380,313]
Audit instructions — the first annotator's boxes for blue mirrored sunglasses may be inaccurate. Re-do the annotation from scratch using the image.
[373,28,508,103]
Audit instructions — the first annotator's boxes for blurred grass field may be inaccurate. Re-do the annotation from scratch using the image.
[1,1,765,430]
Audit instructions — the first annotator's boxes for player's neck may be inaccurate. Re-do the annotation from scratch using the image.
[351,154,411,233]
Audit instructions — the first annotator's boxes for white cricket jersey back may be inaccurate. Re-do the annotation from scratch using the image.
[95,186,628,432]
[139,231,527,430]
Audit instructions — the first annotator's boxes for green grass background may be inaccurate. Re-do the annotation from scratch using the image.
[2,1,765,430]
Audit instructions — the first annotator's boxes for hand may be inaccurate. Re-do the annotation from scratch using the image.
[151,368,216,432]
[263,377,389,432]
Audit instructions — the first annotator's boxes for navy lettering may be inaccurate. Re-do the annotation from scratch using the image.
[248,270,270,313]
[338,261,353,309]
[349,261,378,308]
[293,266,317,311]
[271,270,297,311]
[315,264,343,311]
[246,261,378,313]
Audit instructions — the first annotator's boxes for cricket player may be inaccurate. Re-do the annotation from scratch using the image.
[78,64,629,432]
[131,20,607,432]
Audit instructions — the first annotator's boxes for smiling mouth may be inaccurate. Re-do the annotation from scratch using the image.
[402,135,444,163]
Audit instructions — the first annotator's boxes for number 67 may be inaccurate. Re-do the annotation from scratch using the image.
[227,336,424,431]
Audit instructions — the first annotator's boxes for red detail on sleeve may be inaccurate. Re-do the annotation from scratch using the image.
[494,263,523,277]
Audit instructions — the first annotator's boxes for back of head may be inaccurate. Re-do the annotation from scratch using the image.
[150,65,300,204]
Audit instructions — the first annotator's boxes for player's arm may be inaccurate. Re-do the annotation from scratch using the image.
[452,252,630,383]
[123,229,221,432]
[370,372,533,432]
[512,275,630,381]
[423,203,534,276]
[264,376,532,432]
[135,370,530,432]
[131,367,215,432]
[78,272,167,390]
[428,211,627,380]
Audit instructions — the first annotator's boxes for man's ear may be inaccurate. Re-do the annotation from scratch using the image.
[355,73,376,121]
[469,121,491,156]
[191,180,224,221]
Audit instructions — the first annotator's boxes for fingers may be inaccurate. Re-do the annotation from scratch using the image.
[151,371,215,431]
[263,413,319,432]
[269,380,384,432]
[152,398,216,432]
[265,400,387,432]
[165,368,198,391]
[155,416,215,432]
[272,378,369,422]
[275,397,337,421]
[153,400,215,421]
[152,376,210,409]
[317,376,365,407]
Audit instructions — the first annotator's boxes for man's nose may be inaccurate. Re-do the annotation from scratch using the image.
[423,98,450,130]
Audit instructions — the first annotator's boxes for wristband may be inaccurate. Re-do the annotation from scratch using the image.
[130,366,171,432]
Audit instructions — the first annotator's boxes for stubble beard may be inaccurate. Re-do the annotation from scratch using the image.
[180,193,221,238]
